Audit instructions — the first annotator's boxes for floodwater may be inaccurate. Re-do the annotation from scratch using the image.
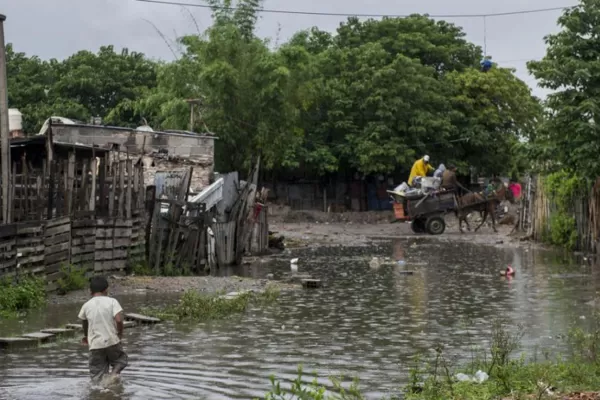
[1,238,599,399]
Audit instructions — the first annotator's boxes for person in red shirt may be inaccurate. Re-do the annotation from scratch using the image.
[508,177,522,201]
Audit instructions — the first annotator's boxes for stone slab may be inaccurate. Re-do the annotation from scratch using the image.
[0,337,37,349]
[124,321,137,328]
[65,324,83,331]
[21,332,55,343]
[41,328,76,337]
[125,313,161,324]
[301,279,322,289]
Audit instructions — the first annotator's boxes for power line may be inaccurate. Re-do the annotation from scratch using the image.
[135,0,573,19]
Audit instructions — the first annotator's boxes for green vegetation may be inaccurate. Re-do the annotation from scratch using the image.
[261,366,364,400]
[528,0,600,181]
[7,0,540,177]
[260,316,600,399]
[0,276,46,318]
[56,264,88,294]
[143,285,280,321]
[542,171,588,251]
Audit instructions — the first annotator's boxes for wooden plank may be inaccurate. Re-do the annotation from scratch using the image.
[47,270,65,282]
[46,216,71,229]
[71,254,95,264]
[112,219,133,228]
[44,223,71,237]
[71,237,95,246]
[95,249,128,261]
[44,232,71,247]
[45,250,70,266]
[96,238,130,248]
[71,244,96,255]
[125,313,161,324]
[17,254,45,264]
[95,228,131,238]
[0,224,17,238]
[71,218,96,228]
[45,242,71,255]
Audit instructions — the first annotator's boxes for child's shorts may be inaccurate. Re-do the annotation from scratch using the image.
[89,343,128,381]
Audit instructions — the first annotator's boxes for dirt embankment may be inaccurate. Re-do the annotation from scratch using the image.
[269,207,530,249]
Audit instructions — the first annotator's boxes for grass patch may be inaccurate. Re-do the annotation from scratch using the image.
[0,276,46,318]
[258,315,600,399]
[142,285,280,322]
[260,365,364,400]
[56,264,88,294]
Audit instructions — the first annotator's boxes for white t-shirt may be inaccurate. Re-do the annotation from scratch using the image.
[78,296,123,350]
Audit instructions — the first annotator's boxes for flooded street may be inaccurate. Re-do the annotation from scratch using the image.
[1,237,599,399]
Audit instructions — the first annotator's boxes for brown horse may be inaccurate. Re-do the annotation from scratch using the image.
[455,182,514,233]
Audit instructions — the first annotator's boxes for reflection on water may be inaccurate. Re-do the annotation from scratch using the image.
[1,239,599,399]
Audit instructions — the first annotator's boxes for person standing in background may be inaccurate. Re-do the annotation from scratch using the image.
[509,177,522,201]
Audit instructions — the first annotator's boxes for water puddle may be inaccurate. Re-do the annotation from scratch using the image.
[1,239,599,399]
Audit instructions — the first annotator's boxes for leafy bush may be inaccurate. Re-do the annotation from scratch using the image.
[0,276,46,317]
[56,264,88,294]
[543,171,588,250]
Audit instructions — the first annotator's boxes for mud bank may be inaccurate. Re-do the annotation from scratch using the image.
[49,275,278,305]
[271,212,532,249]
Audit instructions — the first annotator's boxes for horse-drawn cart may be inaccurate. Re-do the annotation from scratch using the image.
[389,190,457,235]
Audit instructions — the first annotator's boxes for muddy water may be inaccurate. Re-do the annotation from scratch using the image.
[1,238,599,399]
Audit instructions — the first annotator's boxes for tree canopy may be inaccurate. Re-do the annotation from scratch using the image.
[6,0,541,178]
[528,0,600,180]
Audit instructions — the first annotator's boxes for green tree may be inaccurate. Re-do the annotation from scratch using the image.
[56,46,157,120]
[443,67,541,175]
[528,0,600,179]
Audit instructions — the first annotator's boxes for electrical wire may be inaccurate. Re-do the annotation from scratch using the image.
[135,0,573,19]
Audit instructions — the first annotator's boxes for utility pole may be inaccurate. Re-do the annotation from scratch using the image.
[0,14,11,224]
[186,98,202,133]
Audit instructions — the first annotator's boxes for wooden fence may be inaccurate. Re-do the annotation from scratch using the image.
[527,175,600,253]
[0,213,147,290]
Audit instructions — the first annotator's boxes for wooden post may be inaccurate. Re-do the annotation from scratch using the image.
[79,159,88,211]
[66,151,75,215]
[89,156,97,212]
[125,159,132,219]
[0,14,11,224]
[23,153,29,218]
[47,161,55,219]
[98,155,106,216]
[108,161,116,218]
[11,161,16,221]
[117,160,125,218]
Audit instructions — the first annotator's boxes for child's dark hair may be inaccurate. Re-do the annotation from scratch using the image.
[90,276,109,294]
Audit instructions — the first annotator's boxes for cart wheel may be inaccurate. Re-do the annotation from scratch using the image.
[411,218,426,233]
[426,216,446,235]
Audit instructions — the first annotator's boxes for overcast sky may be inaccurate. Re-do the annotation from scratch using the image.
[3,0,575,98]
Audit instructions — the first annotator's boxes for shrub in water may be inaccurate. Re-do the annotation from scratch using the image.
[144,285,280,322]
[0,276,46,317]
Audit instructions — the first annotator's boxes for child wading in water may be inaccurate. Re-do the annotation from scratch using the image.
[78,276,128,382]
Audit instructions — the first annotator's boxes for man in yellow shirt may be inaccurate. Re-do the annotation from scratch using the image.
[408,155,434,186]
